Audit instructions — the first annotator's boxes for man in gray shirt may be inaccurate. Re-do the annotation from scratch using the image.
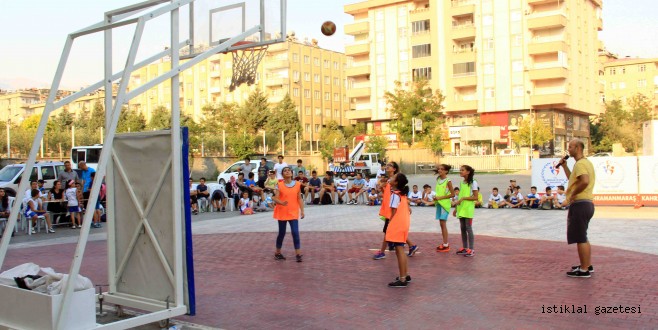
[58,160,79,187]
[239,157,255,178]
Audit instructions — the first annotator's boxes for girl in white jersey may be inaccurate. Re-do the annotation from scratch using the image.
[65,180,81,228]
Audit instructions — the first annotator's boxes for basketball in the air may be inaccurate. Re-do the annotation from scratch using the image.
[321,21,336,36]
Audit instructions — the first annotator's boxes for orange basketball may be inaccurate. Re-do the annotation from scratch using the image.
[321,21,337,36]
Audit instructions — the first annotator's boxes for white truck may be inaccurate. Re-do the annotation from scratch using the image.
[329,141,382,178]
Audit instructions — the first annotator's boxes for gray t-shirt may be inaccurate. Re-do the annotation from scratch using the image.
[239,163,255,177]
[58,169,79,186]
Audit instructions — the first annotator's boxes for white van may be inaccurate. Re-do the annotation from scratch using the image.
[216,160,275,185]
[0,161,66,197]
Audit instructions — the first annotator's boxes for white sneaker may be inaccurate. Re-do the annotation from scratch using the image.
[30,228,36,234]
[48,228,56,233]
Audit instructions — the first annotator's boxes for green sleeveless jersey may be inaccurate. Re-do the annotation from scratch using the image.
[435,177,452,212]
[456,180,476,219]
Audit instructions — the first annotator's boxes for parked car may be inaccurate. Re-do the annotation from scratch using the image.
[217,160,275,185]
[591,152,613,157]
[0,161,66,197]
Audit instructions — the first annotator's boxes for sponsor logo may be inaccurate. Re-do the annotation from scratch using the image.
[596,160,625,190]
[540,161,568,190]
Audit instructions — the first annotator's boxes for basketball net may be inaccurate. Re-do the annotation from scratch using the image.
[229,44,268,91]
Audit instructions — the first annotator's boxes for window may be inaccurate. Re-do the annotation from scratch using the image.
[639,64,646,72]
[412,44,431,58]
[41,166,56,180]
[293,88,299,97]
[610,68,616,75]
[610,82,616,89]
[325,109,331,117]
[293,70,300,80]
[619,82,626,89]
[483,15,493,26]
[334,61,339,69]
[412,67,432,81]
[304,55,310,64]
[335,110,339,118]
[484,38,494,50]
[304,89,311,98]
[325,76,330,84]
[293,53,299,62]
[512,34,522,46]
[315,124,320,133]
[411,20,430,35]
[314,74,320,83]
[334,78,340,86]
[304,72,310,81]
[314,57,320,66]
[453,62,476,75]
[511,10,521,22]
[484,63,494,75]
[621,67,626,74]
[187,99,193,106]
[314,91,320,99]
[305,124,311,132]
[485,88,495,99]
[325,92,330,100]
[513,85,524,97]
[305,106,311,115]
[315,108,321,115]
[324,60,329,68]
[638,79,647,88]
[512,60,523,72]
[334,93,339,101]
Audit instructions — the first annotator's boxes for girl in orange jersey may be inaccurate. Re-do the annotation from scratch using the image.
[373,162,418,260]
[386,173,412,288]
[272,167,306,262]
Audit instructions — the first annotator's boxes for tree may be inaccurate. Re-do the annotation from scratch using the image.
[53,108,75,129]
[367,136,388,160]
[117,107,147,133]
[147,105,171,130]
[343,122,366,142]
[235,89,269,134]
[318,120,346,160]
[74,106,90,128]
[384,80,446,146]
[424,125,446,156]
[227,132,256,159]
[265,93,301,147]
[510,116,554,149]
[88,102,106,130]
[592,95,652,153]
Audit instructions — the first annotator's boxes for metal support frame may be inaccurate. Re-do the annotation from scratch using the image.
[0,0,285,329]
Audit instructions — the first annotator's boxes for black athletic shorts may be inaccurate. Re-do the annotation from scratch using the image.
[382,219,390,233]
[567,200,595,244]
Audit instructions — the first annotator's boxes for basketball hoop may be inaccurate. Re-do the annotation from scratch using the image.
[225,41,268,91]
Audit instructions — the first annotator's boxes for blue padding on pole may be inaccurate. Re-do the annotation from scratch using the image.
[181,127,196,315]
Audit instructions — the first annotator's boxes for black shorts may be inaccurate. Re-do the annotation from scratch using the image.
[566,200,595,244]
[212,190,225,200]
[382,219,390,233]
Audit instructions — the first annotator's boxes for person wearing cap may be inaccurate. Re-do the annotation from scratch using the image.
[319,171,336,204]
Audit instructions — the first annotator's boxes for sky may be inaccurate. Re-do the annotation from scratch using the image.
[0,0,656,90]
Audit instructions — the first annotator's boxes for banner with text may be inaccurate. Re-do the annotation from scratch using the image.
[531,157,576,192]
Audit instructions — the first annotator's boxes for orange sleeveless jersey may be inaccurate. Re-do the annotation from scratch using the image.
[273,180,301,221]
[385,191,410,243]
[379,182,392,219]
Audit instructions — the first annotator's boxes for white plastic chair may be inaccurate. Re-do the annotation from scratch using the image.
[21,199,48,235]
[0,197,18,235]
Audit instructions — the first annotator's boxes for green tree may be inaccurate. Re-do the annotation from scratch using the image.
[53,108,75,129]
[147,105,171,130]
[88,102,106,130]
[235,89,269,134]
[510,116,554,148]
[117,107,147,133]
[367,136,388,160]
[384,80,446,146]
[343,122,367,141]
[227,132,256,159]
[318,120,347,160]
[592,95,651,153]
[265,94,301,147]
[424,125,446,156]
[74,106,90,128]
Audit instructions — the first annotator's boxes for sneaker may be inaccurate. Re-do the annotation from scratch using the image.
[372,252,386,260]
[388,279,408,288]
[296,254,303,263]
[436,244,450,252]
[571,265,594,273]
[274,253,286,261]
[456,248,467,255]
[464,249,475,257]
[71,225,77,229]
[567,268,591,278]
[338,198,344,204]
[48,228,56,233]
[221,207,226,212]
[346,200,353,205]
[30,228,36,234]
[395,275,412,283]
[407,245,419,257]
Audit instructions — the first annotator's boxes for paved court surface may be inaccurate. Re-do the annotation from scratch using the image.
[1,173,657,329]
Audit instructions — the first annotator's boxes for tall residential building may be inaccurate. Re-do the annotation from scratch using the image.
[127,38,351,143]
[0,90,42,123]
[601,56,658,118]
[345,0,603,155]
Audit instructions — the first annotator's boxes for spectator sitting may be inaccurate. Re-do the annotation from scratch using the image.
[264,171,278,193]
[335,173,349,204]
[238,191,253,215]
[505,179,518,202]
[367,188,379,206]
[196,177,210,211]
[487,187,507,209]
[236,173,252,197]
[25,189,54,234]
[451,187,460,206]
[475,187,483,208]
[553,185,568,210]
[347,172,366,205]
[305,170,322,204]
[246,172,265,202]
[540,187,556,210]
[225,176,243,210]
[319,171,336,204]
[294,171,310,195]
[292,159,307,177]
[255,195,275,212]
[0,188,13,237]
[420,184,436,206]
[37,179,46,193]
[408,185,422,206]
[525,186,540,209]
[509,186,524,208]
[211,185,227,212]
[365,175,377,193]
[189,179,199,215]
[24,181,45,202]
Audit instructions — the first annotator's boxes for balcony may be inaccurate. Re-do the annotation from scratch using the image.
[346,65,371,78]
[451,24,475,40]
[345,42,370,56]
[452,100,477,111]
[531,93,570,106]
[345,21,369,36]
[209,70,221,78]
[450,0,475,17]
[411,31,431,44]
[265,60,289,69]
[410,7,431,20]
[264,77,287,86]
[452,49,476,62]
[209,87,221,94]
[527,13,567,30]
[347,87,371,98]
[528,66,568,80]
[345,109,372,120]
[452,74,477,87]
[528,40,568,55]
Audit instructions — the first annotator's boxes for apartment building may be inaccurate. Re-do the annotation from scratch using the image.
[127,39,350,143]
[0,90,42,123]
[602,56,658,118]
[344,0,603,155]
